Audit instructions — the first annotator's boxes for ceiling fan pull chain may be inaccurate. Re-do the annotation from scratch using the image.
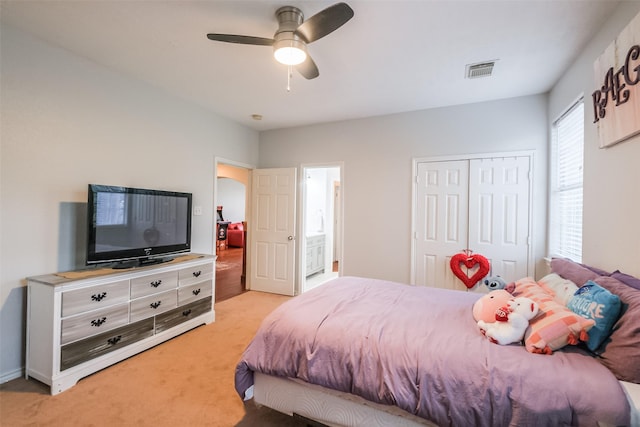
[287,64,293,92]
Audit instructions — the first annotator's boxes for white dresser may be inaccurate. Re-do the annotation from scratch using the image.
[26,254,214,394]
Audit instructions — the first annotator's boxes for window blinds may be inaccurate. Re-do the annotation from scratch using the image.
[550,100,584,262]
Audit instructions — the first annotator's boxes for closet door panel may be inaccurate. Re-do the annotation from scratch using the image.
[468,157,530,282]
[415,161,469,289]
[477,193,494,244]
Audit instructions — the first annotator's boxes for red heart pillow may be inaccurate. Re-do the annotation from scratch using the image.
[450,253,490,289]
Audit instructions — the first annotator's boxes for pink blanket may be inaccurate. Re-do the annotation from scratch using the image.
[235,277,630,426]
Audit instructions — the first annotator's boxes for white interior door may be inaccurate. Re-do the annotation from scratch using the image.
[468,157,531,281]
[249,168,296,296]
[413,155,531,290]
[414,160,469,289]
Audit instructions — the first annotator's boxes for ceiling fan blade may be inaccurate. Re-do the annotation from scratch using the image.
[295,2,354,43]
[296,55,319,80]
[206,34,274,46]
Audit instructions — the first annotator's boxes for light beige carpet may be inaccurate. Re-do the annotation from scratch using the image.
[0,291,308,427]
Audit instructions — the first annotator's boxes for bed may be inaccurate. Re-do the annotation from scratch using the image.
[235,259,640,426]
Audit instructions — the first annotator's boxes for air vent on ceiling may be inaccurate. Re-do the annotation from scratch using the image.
[465,61,496,79]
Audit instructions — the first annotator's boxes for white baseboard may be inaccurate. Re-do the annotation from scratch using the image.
[1,366,24,384]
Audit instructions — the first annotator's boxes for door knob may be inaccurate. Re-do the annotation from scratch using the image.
[288,236,294,240]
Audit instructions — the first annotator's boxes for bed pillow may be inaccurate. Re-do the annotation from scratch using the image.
[566,281,621,351]
[514,277,595,354]
[579,263,610,276]
[610,270,640,291]
[550,258,598,286]
[538,273,578,305]
[592,276,640,383]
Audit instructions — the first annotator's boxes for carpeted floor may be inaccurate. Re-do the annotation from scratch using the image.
[0,291,308,426]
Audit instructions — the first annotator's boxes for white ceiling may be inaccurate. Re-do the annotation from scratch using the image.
[0,0,620,131]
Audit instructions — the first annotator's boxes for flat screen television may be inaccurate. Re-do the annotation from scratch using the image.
[86,184,192,268]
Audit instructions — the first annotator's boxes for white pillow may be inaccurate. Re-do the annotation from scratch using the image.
[538,273,578,305]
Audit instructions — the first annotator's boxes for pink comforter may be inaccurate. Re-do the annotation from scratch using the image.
[235,277,630,426]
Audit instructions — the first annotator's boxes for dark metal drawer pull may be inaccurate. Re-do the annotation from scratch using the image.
[91,317,107,327]
[107,335,122,345]
[192,270,202,278]
[182,309,192,317]
[150,301,162,309]
[91,292,107,302]
[150,280,162,288]
[192,288,201,296]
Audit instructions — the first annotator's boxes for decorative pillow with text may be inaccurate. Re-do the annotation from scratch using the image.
[567,281,621,351]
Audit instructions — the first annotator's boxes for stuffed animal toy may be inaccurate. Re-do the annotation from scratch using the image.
[472,289,514,323]
[477,297,539,345]
[483,276,515,293]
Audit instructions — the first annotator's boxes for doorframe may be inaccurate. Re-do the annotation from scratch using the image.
[298,162,345,294]
[214,156,256,289]
[410,150,535,285]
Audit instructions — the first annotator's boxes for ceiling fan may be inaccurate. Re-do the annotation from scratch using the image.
[206,2,354,80]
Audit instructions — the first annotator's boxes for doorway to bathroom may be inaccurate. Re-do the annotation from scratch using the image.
[301,164,343,293]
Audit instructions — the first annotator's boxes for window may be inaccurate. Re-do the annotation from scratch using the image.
[96,192,126,225]
[549,99,584,262]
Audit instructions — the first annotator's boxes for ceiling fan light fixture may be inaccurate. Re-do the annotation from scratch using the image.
[273,34,307,65]
[274,46,307,65]
[207,2,354,80]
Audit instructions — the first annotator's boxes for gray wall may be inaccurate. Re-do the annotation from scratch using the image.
[259,95,549,284]
[0,25,259,381]
[549,1,640,277]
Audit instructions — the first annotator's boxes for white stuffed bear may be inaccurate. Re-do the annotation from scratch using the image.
[477,297,539,345]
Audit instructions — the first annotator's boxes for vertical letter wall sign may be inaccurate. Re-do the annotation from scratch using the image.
[592,11,640,148]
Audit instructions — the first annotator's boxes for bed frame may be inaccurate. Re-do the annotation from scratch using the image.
[253,372,435,427]
[253,372,640,427]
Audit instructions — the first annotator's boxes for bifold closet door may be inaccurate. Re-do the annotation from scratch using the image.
[414,160,469,290]
[414,156,531,290]
[468,157,531,283]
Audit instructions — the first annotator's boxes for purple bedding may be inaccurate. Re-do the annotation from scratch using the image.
[235,277,630,426]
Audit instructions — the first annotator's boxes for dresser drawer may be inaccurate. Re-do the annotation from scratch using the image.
[60,318,154,371]
[178,263,213,287]
[178,280,213,305]
[155,297,212,333]
[130,289,177,323]
[61,303,129,345]
[62,280,129,317]
[130,271,178,298]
